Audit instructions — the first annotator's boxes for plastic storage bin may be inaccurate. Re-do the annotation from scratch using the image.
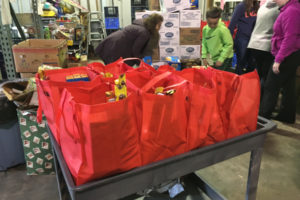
[0,119,25,171]
[0,91,25,171]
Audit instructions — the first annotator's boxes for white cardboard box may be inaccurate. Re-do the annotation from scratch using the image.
[159,39,180,46]
[180,45,201,59]
[135,11,162,19]
[152,61,168,69]
[161,13,180,29]
[159,45,180,60]
[163,0,191,12]
[180,10,201,28]
[159,28,180,46]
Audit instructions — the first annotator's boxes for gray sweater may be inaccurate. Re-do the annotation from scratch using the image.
[248,0,279,52]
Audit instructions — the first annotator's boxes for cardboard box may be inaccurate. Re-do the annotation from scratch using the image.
[163,0,191,12]
[135,11,162,19]
[180,45,201,59]
[13,39,68,73]
[80,55,88,66]
[159,28,180,46]
[20,73,36,79]
[152,61,167,69]
[148,0,160,10]
[67,62,81,68]
[180,10,201,28]
[159,45,180,60]
[180,28,201,45]
[161,13,179,29]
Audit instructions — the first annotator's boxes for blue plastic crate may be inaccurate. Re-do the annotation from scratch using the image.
[105,17,120,30]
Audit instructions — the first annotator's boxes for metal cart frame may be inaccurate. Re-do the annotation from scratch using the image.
[49,116,276,200]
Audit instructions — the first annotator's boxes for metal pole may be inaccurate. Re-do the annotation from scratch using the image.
[9,2,26,41]
[246,147,265,200]
[32,0,44,38]
[0,8,17,80]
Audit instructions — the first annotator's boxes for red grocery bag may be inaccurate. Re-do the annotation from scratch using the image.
[87,61,105,74]
[178,68,225,149]
[36,67,102,144]
[58,85,141,185]
[157,65,176,73]
[226,71,260,138]
[104,58,133,76]
[126,60,157,92]
[140,72,190,165]
[208,68,260,139]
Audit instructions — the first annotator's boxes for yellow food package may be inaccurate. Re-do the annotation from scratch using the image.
[114,74,127,101]
[155,87,164,95]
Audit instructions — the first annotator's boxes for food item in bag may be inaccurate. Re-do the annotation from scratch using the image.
[105,91,116,102]
[114,74,127,101]
[66,74,90,82]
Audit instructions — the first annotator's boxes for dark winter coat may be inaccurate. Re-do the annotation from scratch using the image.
[95,19,151,64]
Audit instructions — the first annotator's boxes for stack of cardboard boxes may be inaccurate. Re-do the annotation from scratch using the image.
[179,10,201,60]
[159,12,180,60]
[136,0,201,63]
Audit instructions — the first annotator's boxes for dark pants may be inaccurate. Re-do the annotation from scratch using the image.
[213,57,234,72]
[259,50,300,123]
[234,37,251,74]
[247,48,274,96]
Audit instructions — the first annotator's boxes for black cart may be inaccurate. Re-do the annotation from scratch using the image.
[49,116,276,200]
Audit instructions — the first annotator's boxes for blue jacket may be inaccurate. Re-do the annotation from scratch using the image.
[228,2,257,40]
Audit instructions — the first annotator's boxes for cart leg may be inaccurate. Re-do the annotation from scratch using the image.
[246,147,264,200]
[52,149,72,200]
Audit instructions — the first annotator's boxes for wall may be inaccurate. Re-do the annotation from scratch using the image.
[11,0,32,13]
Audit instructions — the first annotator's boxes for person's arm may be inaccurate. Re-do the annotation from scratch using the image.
[274,10,300,64]
[132,32,150,58]
[217,27,234,64]
[202,26,208,66]
[228,3,244,36]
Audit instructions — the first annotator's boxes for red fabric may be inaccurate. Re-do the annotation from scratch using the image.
[226,71,260,138]
[104,58,133,76]
[139,72,190,165]
[177,68,225,148]
[59,85,141,186]
[208,68,260,139]
[36,67,101,144]
[157,65,176,73]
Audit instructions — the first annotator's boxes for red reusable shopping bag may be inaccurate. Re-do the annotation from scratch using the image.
[58,85,141,185]
[208,68,260,139]
[125,60,157,92]
[36,67,102,144]
[140,72,190,165]
[157,65,176,73]
[104,58,133,76]
[226,71,260,138]
[178,68,225,149]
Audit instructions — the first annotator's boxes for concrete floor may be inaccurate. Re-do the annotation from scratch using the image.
[1,118,300,200]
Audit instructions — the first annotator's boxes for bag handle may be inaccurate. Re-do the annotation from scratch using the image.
[56,89,81,142]
[35,73,48,123]
[119,58,142,63]
[141,71,173,92]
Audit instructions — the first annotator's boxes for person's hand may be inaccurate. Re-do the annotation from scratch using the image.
[215,61,223,67]
[203,59,208,66]
[272,62,280,74]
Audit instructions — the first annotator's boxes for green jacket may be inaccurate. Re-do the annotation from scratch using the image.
[202,21,233,63]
